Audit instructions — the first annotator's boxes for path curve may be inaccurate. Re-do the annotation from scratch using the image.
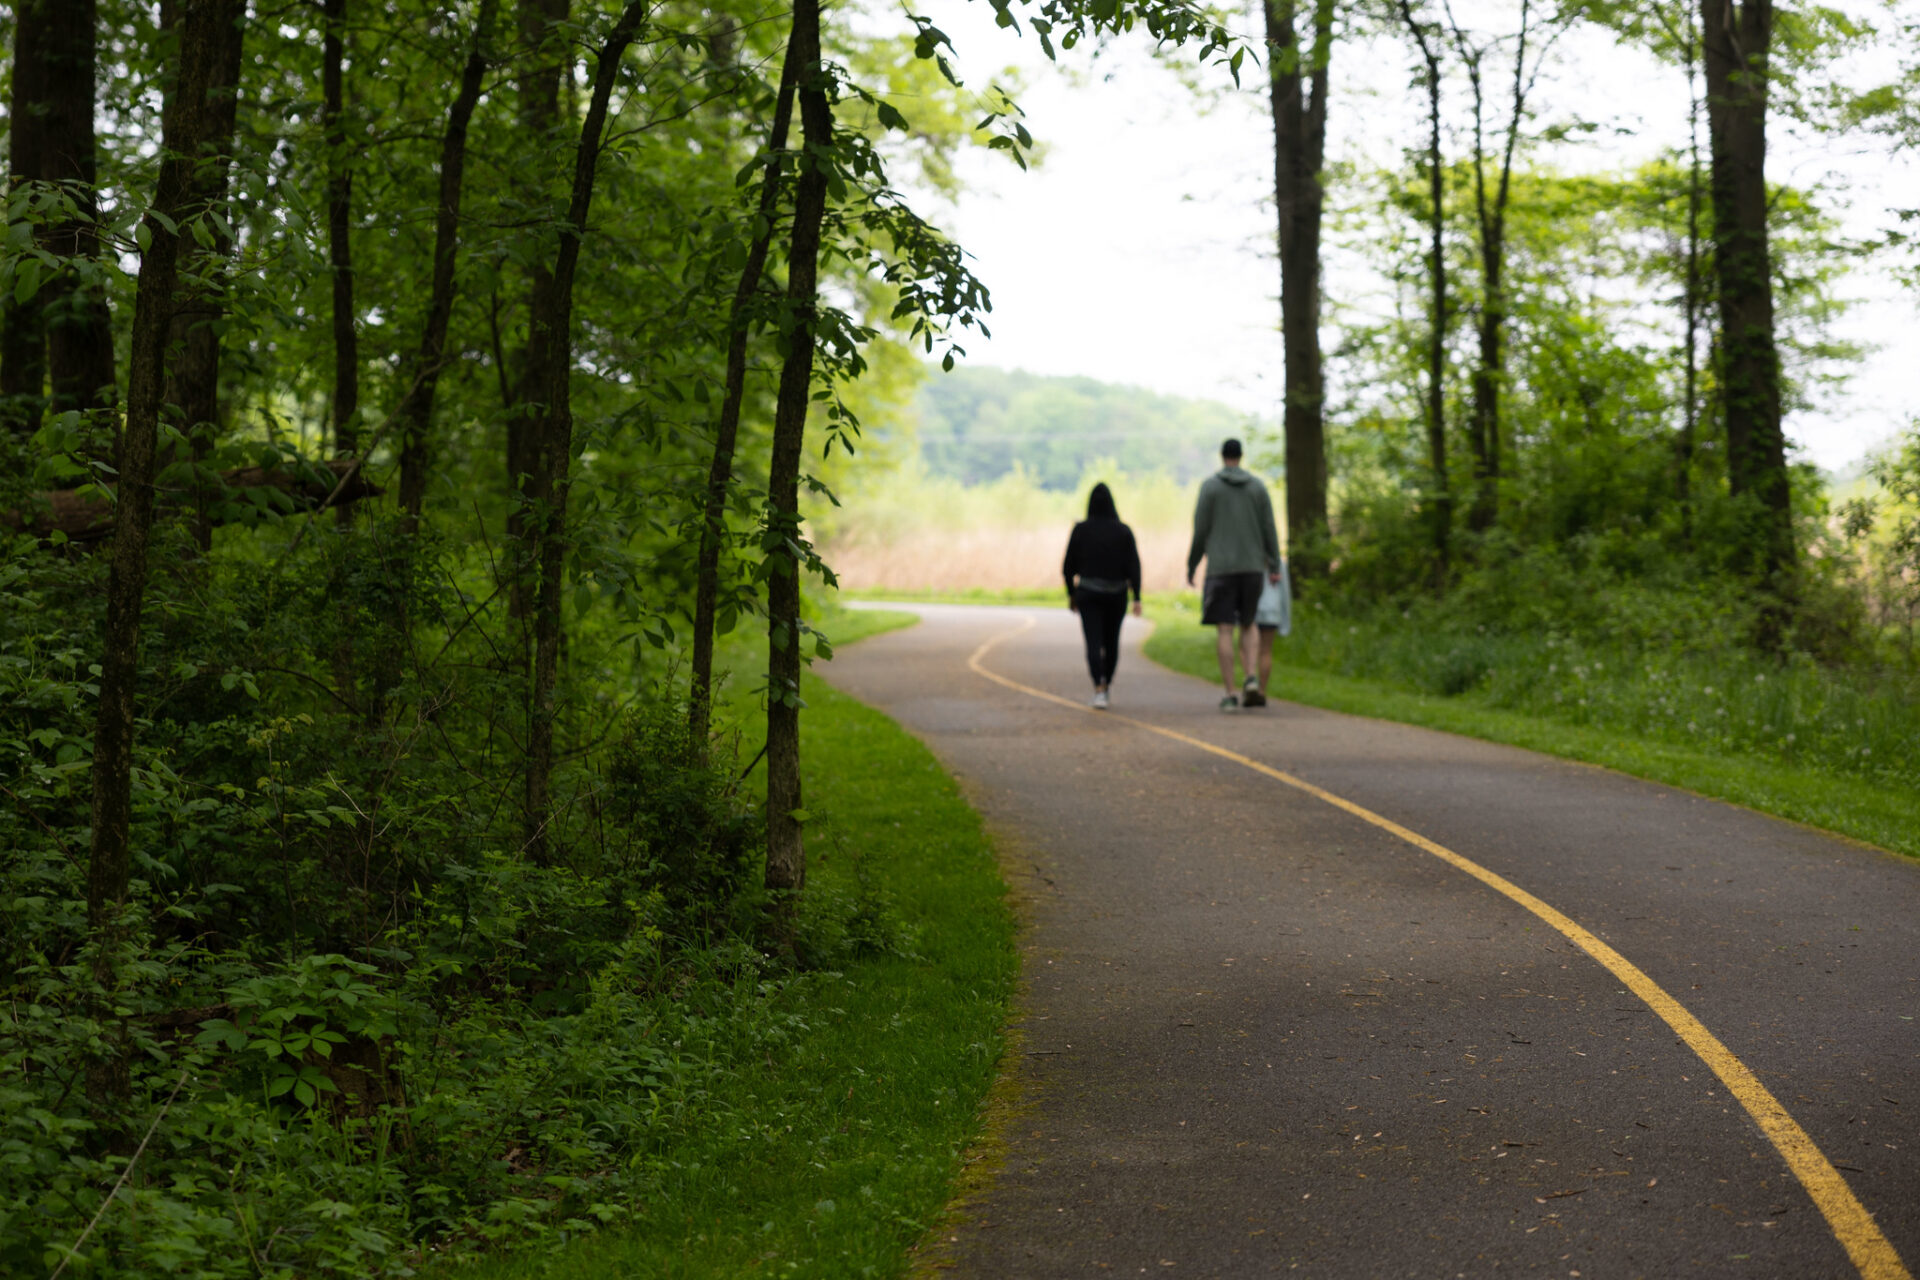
[823,604,1920,1279]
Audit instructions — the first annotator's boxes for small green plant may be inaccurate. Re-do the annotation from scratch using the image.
[601,701,762,937]
[194,954,393,1108]
[793,829,920,968]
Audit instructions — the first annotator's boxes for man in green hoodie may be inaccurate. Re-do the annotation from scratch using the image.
[1186,438,1282,711]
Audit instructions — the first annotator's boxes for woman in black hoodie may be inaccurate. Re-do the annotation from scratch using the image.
[1062,483,1143,709]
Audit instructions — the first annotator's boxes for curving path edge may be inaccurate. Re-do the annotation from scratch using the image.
[823,604,1920,1279]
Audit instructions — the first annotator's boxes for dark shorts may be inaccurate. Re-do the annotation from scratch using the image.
[1201,572,1264,627]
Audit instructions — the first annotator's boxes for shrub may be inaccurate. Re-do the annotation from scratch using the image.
[600,702,762,939]
[0,527,801,1277]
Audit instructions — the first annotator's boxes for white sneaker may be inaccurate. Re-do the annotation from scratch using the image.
[1092,689,1110,710]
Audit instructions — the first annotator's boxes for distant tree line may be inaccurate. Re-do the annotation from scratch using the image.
[912,365,1266,489]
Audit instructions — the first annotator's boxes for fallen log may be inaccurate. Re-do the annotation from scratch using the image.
[2,456,383,543]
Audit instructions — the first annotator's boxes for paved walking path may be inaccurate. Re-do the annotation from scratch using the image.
[823,604,1919,1279]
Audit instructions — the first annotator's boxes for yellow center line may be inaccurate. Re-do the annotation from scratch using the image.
[966,614,1909,1280]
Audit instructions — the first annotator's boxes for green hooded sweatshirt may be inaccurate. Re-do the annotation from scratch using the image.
[1186,466,1280,579]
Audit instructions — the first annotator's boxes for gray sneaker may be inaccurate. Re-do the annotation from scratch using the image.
[1218,694,1240,713]
[1092,689,1110,710]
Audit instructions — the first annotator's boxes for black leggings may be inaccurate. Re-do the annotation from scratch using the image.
[1075,589,1128,685]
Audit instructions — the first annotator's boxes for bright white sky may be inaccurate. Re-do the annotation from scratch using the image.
[883,0,1918,473]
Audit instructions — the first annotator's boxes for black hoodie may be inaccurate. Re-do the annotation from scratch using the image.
[1062,485,1142,600]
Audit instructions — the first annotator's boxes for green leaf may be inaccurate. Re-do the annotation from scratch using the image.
[12,257,40,305]
[193,1020,248,1051]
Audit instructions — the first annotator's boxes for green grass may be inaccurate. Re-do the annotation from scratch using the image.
[811,597,924,647]
[457,605,1017,1278]
[1142,593,1920,860]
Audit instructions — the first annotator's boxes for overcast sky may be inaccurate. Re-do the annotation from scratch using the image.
[884,0,1918,473]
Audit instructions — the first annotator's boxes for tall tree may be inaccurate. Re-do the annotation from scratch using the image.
[38,0,117,422]
[1444,0,1562,533]
[1699,0,1792,590]
[2,0,50,437]
[762,0,834,904]
[161,0,245,553]
[523,0,649,857]
[1678,3,1703,545]
[1264,0,1333,582]
[1638,0,1710,547]
[1399,0,1450,578]
[688,47,799,756]
[87,0,246,1104]
[505,0,569,624]
[323,0,359,475]
[395,0,501,524]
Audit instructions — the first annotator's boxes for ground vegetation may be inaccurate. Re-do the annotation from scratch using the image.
[0,0,1237,1272]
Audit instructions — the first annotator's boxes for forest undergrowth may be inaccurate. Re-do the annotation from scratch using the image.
[2,571,1010,1278]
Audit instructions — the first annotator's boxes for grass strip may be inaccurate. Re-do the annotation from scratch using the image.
[1141,597,1920,860]
[815,598,925,647]
[466,606,1017,1278]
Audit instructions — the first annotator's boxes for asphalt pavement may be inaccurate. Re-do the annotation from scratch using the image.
[821,604,1919,1280]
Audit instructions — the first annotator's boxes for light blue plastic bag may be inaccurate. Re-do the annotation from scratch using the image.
[1255,560,1292,635]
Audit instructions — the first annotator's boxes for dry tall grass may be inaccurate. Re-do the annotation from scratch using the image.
[827,524,1193,592]
[815,466,1212,592]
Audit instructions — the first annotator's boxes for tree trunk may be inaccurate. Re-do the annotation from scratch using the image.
[688,47,799,756]
[1266,0,1332,583]
[1468,261,1502,533]
[763,0,833,902]
[161,0,245,554]
[523,0,648,859]
[1700,0,1791,589]
[39,0,117,421]
[2,0,50,438]
[324,0,360,476]
[394,0,498,526]
[1400,0,1449,580]
[1679,13,1702,547]
[506,0,569,624]
[88,0,244,1108]
[1450,0,1537,535]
